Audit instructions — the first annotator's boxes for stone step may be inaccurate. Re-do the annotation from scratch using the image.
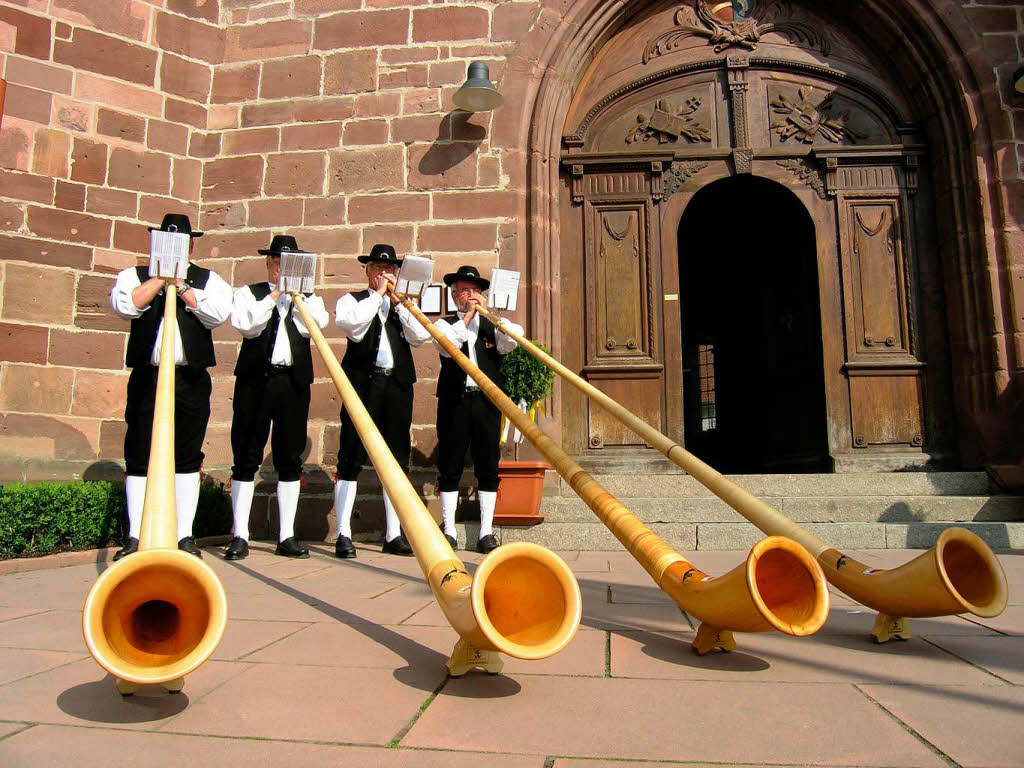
[557,471,993,498]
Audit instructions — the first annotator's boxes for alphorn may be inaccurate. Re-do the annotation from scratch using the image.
[83,284,227,695]
[289,293,581,676]
[391,289,830,654]
[474,304,1008,643]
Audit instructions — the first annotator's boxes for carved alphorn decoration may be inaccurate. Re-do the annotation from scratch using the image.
[290,293,581,676]
[475,304,1008,643]
[83,284,228,695]
[393,291,829,654]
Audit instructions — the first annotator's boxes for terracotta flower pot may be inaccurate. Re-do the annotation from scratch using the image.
[494,460,550,526]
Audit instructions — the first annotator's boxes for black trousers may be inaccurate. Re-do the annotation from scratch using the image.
[336,372,413,480]
[231,370,311,482]
[124,366,211,476]
[436,390,501,493]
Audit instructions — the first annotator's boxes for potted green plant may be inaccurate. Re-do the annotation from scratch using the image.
[495,343,556,526]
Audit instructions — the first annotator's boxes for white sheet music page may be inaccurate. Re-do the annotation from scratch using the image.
[149,231,190,279]
[397,255,434,298]
[489,268,520,311]
[279,251,316,293]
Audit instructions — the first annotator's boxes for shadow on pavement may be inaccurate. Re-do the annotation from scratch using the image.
[57,676,189,723]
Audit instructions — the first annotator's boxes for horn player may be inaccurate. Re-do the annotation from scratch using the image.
[433,265,524,554]
[108,214,232,561]
[224,235,330,561]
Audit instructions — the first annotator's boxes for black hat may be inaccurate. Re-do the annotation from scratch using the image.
[258,234,306,256]
[443,265,489,291]
[357,243,403,266]
[148,213,203,238]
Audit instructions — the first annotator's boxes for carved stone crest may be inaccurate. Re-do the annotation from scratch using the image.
[644,1,829,62]
[626,97,712,145]
[770,86,860,144]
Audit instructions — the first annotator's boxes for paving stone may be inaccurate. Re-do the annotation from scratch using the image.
[860,683,1024,768]
[924,635,1024,684]
[0,610,85,653]
[0,607,48,623]
[0,722,27,740]
[404,676,945,766]
[820,607,999,638]
[960,604,1024,634]
[211,619,312,661]
[0,647,85,685]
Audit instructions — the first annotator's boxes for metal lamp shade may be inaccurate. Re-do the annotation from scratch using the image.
[453,62,503,112]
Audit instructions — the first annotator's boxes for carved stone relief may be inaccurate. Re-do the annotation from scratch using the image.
[770,86,861,144]
[777,158,827,198]
[625,97,712,145]
[663,161,709,199]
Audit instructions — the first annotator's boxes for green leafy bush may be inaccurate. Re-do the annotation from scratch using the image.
[193,476,232,538]
[500,343,555,405]
[0,481,123,558]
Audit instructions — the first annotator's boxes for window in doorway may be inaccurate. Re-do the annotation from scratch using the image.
[698,343,717,431]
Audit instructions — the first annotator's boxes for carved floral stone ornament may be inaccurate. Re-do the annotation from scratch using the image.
[625,97,712,144]
[643,0,829,62]
[770,86,861,144]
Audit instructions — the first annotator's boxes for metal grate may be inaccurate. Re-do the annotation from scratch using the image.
[698,343,717,432]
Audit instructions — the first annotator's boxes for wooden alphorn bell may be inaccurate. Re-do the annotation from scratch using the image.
[288,287,581,676]
[83,280,227,696]
[474,304,1008,643]
[391,289,830,654]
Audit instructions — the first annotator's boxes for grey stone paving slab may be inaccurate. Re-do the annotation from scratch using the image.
[889,522,1024,549]
[0,724,546,767]
[163,663,445,744]
[819,607,999,637]
[404,677,945,766]
[0,610,85,653]
[211,618,312,661]
[961,605,1024,634]
[0,658,249,731]
[581,599,693,633]
[610,630,1004,685]
[0,565,99,610]
[0,648,84,686]
[924,635,1024,684]
[0,607,47,624]
[697,522,887,550]
[860,683,1024,768]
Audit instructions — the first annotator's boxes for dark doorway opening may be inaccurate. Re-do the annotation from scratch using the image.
[678,175,830,473]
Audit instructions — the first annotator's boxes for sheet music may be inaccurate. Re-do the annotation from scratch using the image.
[489,268,520,311]
[278,251,316,293]
[149,231,190,279]
[420,284,442,314]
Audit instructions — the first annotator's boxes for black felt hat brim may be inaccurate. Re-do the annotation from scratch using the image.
[148,227,203,237]
[357,254,404,265]
[443,272,489,290]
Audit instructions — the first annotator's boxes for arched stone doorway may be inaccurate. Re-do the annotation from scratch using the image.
[678,175,828,473]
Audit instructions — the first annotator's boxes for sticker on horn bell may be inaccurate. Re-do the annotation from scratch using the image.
[864,567,881,574]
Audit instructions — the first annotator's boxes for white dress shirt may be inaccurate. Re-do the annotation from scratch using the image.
[231,284,330,365]
[110,265,232,365]
[335,290,430,368]
[433,311,523,387]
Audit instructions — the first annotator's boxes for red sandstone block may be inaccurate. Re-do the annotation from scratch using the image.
[4,57,73,95]
[2,263,76,325]
[478,153,500,187]
[91,248,140,275]
[33,128,71,179]
[353,91,401,118]
[207,105,240,131]
[265,152,327,197]
[380,64,429,90]
[4,83,52,124]
[70,138,108,185]
[74,273,123,331]
[428,60,466,89]
[0,364,74,415]
[202,155,265,201]
[294,97,354,122]
[167,0,219,24]
[107,147,172,195]
[165,98,208,129]
[303,197,346,226]
[0,6,51,60]
[212,63,259,104]
[401,88,440,115]
[51,0,149,42]
[342,119,389,146]
[75,72,164,118]
[111,219,148,255]
[324,49,377,95]
[241,101,295,127]
[0,233,92,269]
[87,187,137,218]
[53,181,85,212]
[1,414,101,461]
[161,53,212,103]
[0,169,54,204]
[391,114,445,144]
[417,222,497,252]
[147,120,189,155]
[493,2,537,42]
[0,322,49,364]
[189,132,222,159]
[348,193,429,224]
[96,108,145,144]
[155,12,224,64]
[295,0,361,14]
[412,7,488,42]
[965,7,1019,34]
[0,200,25,230]
[360,224,413,255]
[382,47,439,65]
[321,256,365,284]
[138,195,199,230]
[99,418,128,459]
[49,328,126,370]
[72,369,130,417]
[54,27,157,87]
[224,19,312,63]
[199,201,247,231]
[222,127,281,155]
[407,142,478,191]
[328,145,404,194]
[249,198,303,227]
[281,122,342,150]
[432,189,518,220]
[261,55,322,99]
[193,229,271,260]
[250,2,292,22]
[313,9,409,50]
[288,227,359,257]
[173,157,203,201]
[27,206,110,248]
[0,117,34,171]
[51,97,92,133]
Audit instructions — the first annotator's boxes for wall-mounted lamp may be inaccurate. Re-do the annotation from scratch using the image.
[1014,66,1024,96]
[453,62,503,113]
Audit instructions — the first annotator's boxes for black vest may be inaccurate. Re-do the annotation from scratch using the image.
[436,314,505,399]
[125,264,215,370]
[340,290,416,390]
[233,284,314,385]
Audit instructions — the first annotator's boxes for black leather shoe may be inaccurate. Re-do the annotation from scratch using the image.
[224,537,249,561]
[382,534,413,556]
[477,534,499,554]
[113,537,138,561]
[334,535,357,559]
[275,537,309,558]
[445,534,457,549]
[177,536,202,558]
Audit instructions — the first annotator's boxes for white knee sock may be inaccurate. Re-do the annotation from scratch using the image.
[174,472,200,542]
[230,479,254,542]
[276,480,300,542]
[478,490,496,538]
[125,475,147,539]
[383,490,401,542]
[440,490,458,537]
[334,480,356,539]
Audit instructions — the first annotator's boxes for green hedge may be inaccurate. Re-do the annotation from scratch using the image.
[0,478,232,559]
